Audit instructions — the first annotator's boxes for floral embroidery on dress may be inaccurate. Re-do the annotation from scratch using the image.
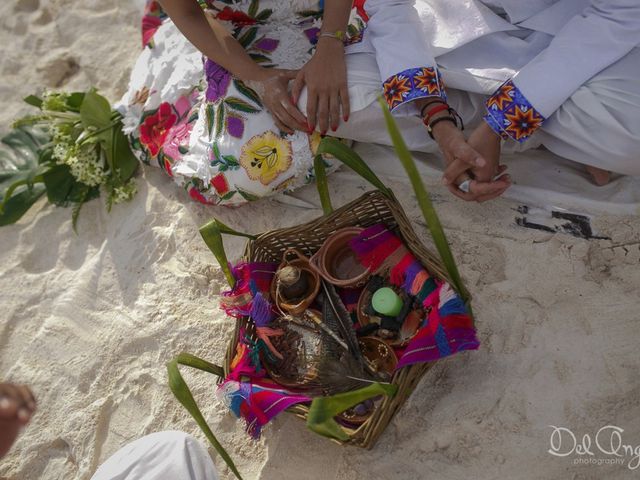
[383,67,446,111]
[126,0,341,206]
[240,131,293,185]
[484,79,545,143]
[205,59,232,102]
[139,102,177,157]
[141,1,167,48]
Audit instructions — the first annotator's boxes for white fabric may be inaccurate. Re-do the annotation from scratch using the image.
[416,0,640,118]
[328,51,640,212]
[513,0,640,118]
[91,431,219,480]
[335,50,640,175]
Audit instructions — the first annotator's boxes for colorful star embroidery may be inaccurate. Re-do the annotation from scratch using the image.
[415,67,440,96]
[383,74,412,110]
[487,82,515,111]
[483,79,545,143]
[504,106,544,141]
[382,67,446,111]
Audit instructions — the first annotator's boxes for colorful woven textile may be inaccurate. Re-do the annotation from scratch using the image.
[349,224,479,368]
[217,380,310,439]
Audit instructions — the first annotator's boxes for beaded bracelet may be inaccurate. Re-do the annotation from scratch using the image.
[425,106,465,140]
[318,30,346,43]
[419,99,447,119]
[422,103,450,126]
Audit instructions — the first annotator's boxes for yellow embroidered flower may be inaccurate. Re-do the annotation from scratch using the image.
[308,131,322,155]
[240,131,293,185]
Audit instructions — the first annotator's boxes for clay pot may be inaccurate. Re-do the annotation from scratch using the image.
[309,227,370,288]
[337,337,398,426]
[271,249,320,314]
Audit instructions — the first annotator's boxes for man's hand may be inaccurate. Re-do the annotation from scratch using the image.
[292,38,350,134]
[0,383,36,458]
[437,120,511,202]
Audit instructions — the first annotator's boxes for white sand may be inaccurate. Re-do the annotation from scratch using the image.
[1,1,640,479]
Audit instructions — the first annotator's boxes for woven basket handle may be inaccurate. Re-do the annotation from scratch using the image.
[167,353,244,480]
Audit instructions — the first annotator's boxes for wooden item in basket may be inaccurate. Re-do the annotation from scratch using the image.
[270,248,320,314]
[309,227,371,288]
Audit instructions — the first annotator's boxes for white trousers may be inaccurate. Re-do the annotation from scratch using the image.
[90,431,219,480]
[332,48,640,176]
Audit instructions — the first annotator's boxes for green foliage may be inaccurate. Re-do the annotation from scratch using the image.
[167,353,243,480]
[0,89,139,229]
[0,126,51,225]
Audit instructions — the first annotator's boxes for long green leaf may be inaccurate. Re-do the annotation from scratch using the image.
[199,219,256,288]
[316,137,391,196]
[109,125,138,182]
[42,164,75,205]
[167,354,243,480]
[23,95,43,108]
[0,126,52,225]
[0,185,46,226]
[306,382,397,441]
[378,97,469,302]
[79,90,112,130]
[313,154,333,215]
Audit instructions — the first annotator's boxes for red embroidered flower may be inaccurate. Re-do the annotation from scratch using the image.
[211,173,230,196]
[415,67,441,96]
[383,75,412,110]
[353,0,369,21]
[504,106,543,141]
[142,15,163,47]
[139,102,177,157]
[163,158,173,177]
[188,186,214,204]
[487,83,515,111]
[216,7,256,26]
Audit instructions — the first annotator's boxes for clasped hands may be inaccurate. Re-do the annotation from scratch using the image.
[432,119,512,202]
[247,42,510,202]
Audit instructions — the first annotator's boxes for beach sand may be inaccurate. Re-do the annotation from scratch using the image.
[1,1,639,479]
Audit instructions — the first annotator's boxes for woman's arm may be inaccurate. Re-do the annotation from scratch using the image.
[159,0,263,82]
[292,0,353,133]
[158,0,307,133]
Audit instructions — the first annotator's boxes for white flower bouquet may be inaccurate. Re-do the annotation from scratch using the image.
[0,89,138,229]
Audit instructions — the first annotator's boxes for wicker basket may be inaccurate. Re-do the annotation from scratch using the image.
[167,133,472,479]
[222,189,454,448]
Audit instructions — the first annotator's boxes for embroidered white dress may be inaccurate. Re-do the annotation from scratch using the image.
[119,0,444,205]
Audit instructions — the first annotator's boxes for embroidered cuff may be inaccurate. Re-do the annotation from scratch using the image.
[382,67,446,112]
[484,79,545,143]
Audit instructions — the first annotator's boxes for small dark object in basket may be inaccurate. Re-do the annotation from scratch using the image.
[380,315,402,332]
[262,313,327,388]
[357,323,380,337]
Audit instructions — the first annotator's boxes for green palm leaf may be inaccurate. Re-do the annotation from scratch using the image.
[0,126,51,225]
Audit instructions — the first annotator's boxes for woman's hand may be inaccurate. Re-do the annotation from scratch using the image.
[433,119,511,202]
[0,383,36,458]
[246,69,308,135]
[291,38,350,134]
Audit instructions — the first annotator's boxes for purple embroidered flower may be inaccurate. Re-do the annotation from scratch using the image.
[304,27,320,45]
[205,59,231,102]
[253,37,279,53]
[226,115,244,138]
